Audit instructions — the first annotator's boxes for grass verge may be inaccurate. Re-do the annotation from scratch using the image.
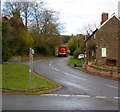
[21,55,55,61]
[2,64,60,92]
[68,57,84,66]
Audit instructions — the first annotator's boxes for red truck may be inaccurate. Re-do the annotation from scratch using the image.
[57,46,68,57]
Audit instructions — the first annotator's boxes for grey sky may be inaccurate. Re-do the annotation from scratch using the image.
[2,0,119,35]
[45,0,119,35]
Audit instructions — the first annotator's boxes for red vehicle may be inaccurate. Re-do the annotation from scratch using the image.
[57,46,68,57]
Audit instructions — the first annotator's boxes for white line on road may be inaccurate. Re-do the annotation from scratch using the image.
[105,85,118,89]
[113,97,120,99]
[64,72,86,81]
[75,95,90,97]
[51,67,60,71]
[64,72,71,76]
[49,61,53,66]
[42,94,119,99]
[43,94,90,97]
[96,96,107,99]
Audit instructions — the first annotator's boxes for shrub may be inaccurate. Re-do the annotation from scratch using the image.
[48,44,55,56]
[2,42,12,62]
[35,44,51,56]
[86,42,96,60]
[73,48,81,58]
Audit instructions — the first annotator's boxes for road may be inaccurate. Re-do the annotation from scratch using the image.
[2,57,120,110]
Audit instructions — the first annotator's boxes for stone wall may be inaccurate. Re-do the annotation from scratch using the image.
[86,65,120,80]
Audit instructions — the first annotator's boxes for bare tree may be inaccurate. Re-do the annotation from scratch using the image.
[29,2,44,32]
[2,1,22,17]
[2,0,44,30]
[84,24,98,35]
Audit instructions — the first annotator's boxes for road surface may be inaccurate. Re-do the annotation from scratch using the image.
[2,57,119,110]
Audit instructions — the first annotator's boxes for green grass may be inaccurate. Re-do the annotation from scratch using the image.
[2,64,59,91]
[68,57,84,66]
[7,55,55,62]
[21,55,55,61]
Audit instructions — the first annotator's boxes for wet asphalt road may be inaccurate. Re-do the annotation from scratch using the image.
[2,57,120,110]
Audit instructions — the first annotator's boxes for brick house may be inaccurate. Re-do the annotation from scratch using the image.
[85,13,120,67]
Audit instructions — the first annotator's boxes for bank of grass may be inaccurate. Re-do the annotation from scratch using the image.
[68,57,84,66]
[21,55,55,61]
[2,64,59,91]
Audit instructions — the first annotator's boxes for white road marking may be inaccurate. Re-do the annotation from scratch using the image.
[113,97,120,99]
[49,63,51,66]
[43,94,90,97]
[105,85,118,89]
[96,96,107,98]
[64,72,86,81]
[75,95,90,97]
[60,94,71,97]
[42,94,119,99]
[49,61,53,66]
[64,72,71,76]
[51,67,60,71]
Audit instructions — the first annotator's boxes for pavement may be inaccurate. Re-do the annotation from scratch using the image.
[2,56,120,110]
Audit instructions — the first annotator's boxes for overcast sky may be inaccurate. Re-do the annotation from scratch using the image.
[44,0,119,35]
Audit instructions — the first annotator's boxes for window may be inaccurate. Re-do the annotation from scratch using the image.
[102,48,106,57]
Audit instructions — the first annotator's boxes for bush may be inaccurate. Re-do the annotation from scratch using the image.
[35,44,51,56]
[48,44,55,56]
[86,42,96,51]
[86,42,96,60]
[2,42,12,62]
[73,48,81,58]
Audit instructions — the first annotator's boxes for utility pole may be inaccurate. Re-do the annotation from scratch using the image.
[29,48,34,85]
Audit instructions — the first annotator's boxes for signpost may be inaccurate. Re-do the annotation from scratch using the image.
[29,48,34,85]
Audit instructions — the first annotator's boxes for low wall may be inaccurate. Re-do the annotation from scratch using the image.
[85,65,120,80]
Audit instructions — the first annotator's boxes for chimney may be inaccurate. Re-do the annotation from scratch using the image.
[101,12,109,25]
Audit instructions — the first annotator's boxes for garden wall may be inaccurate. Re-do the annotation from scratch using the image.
[85,65,120,80]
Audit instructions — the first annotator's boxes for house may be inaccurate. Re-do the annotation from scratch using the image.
[85,13,120,67]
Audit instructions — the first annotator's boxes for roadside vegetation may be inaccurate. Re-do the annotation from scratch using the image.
[2,64,59,91]
[67,34,86,56]
[17,55,55,61]
[2,1,63,62]
[68,57,84,66]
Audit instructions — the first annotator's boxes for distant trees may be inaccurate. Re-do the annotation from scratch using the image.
[68,34,86,57]
[30,8,62,56]
[2,1,62,61]
[68,36,77,55]
[62,35,71,43]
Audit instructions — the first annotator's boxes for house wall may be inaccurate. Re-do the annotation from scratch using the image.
[117,19,120,67]
[86,16,120,66]
[96,16,119,65]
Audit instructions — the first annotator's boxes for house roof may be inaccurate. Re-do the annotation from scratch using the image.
[85,14,120,43]
[85,29,98,42]
[98,13,119,29]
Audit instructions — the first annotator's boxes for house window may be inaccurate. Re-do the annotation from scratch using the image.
[102,48,106,57]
